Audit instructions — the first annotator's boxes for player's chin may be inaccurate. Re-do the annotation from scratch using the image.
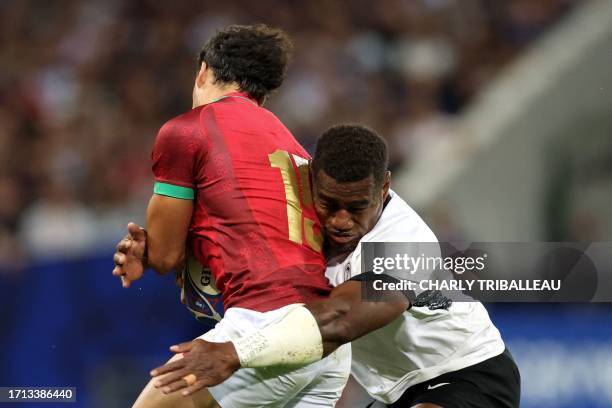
[328,234,360,251]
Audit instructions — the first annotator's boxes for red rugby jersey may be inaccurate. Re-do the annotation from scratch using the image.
[151,92,330,312]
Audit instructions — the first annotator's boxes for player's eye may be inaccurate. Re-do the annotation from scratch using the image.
[348,202,369,213]
[318,201,333,210]
[350,207,367,214]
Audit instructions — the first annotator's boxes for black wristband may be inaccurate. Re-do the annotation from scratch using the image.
[349,271,416,307]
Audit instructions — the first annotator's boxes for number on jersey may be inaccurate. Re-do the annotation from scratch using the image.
[268,150,322,252]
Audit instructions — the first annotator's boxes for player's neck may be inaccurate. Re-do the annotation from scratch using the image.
[193,84,243,108]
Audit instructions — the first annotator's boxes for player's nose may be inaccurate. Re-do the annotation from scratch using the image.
[329,210,354,231]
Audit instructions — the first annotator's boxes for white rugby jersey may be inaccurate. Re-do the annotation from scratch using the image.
[325,190,505,404]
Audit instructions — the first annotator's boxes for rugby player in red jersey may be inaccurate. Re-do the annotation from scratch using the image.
[112,24,350,408]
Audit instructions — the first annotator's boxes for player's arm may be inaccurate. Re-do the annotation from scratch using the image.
[307,275,410,356]
[143,114,202,274]
[112,115,203,286]
[229,273,410,367]
[145,193,193,275]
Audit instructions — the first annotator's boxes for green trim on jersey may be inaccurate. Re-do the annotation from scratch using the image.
[154,182,195,200]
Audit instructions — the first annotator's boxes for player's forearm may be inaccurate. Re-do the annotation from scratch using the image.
[307,281,409,356]
[305,296,353,355]
[145,194,192,275]
[144,228,186,276]
[146,244,184,275]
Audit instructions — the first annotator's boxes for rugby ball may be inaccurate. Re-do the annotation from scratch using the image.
[181,255,224,327]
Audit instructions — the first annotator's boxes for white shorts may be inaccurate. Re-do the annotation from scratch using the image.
[199,304,351,408]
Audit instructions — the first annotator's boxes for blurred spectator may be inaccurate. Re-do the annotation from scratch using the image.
[18,178,98,258]
[0,0,577,262]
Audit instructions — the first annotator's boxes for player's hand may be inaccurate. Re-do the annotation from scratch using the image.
[112,222,147,288]
[150,339,240,396]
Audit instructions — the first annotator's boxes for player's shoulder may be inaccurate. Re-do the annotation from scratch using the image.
[201,99,289,134]
[156,107,206,142]
[363,190,437,243]
[162,106,205,128]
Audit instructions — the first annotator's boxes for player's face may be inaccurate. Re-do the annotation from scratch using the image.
[313,170,390,253]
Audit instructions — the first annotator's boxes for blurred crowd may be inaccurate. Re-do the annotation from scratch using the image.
[0,0,576,265]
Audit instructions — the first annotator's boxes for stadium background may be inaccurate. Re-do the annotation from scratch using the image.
[1,0,611,407]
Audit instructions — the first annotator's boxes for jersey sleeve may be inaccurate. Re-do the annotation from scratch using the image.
[151,116,206,200]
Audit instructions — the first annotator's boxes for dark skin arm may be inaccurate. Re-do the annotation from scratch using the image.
[307,280,409,356]
[150,280,409,396]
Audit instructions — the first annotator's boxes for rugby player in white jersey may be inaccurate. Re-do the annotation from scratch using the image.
[149,124,521,407]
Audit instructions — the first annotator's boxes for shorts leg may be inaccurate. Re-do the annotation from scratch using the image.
[391,349,520,408]
[284,344,352,408]
[408,382,492,408]
[209,365,305,408]
[211,345,350,408]
[336,375,378,408]
[202,307,351,408]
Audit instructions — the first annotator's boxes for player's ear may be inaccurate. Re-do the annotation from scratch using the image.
[382,171,391,201]
[195,62,208,89]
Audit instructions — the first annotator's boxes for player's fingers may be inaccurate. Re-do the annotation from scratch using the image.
[127,222,146,241]
[160,377,191,395]
[153,368,190,389]
[181,379,207,396]
[113,252,126,266]
[170,341,194,354]
[112,265,124,276]
[115,237,126,251]
[121,276,131,288]
[116,239,132,252]
[150,358,185,377]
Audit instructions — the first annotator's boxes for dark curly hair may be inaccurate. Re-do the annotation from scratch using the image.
[198,24,293,105]
[312,124,389,187]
